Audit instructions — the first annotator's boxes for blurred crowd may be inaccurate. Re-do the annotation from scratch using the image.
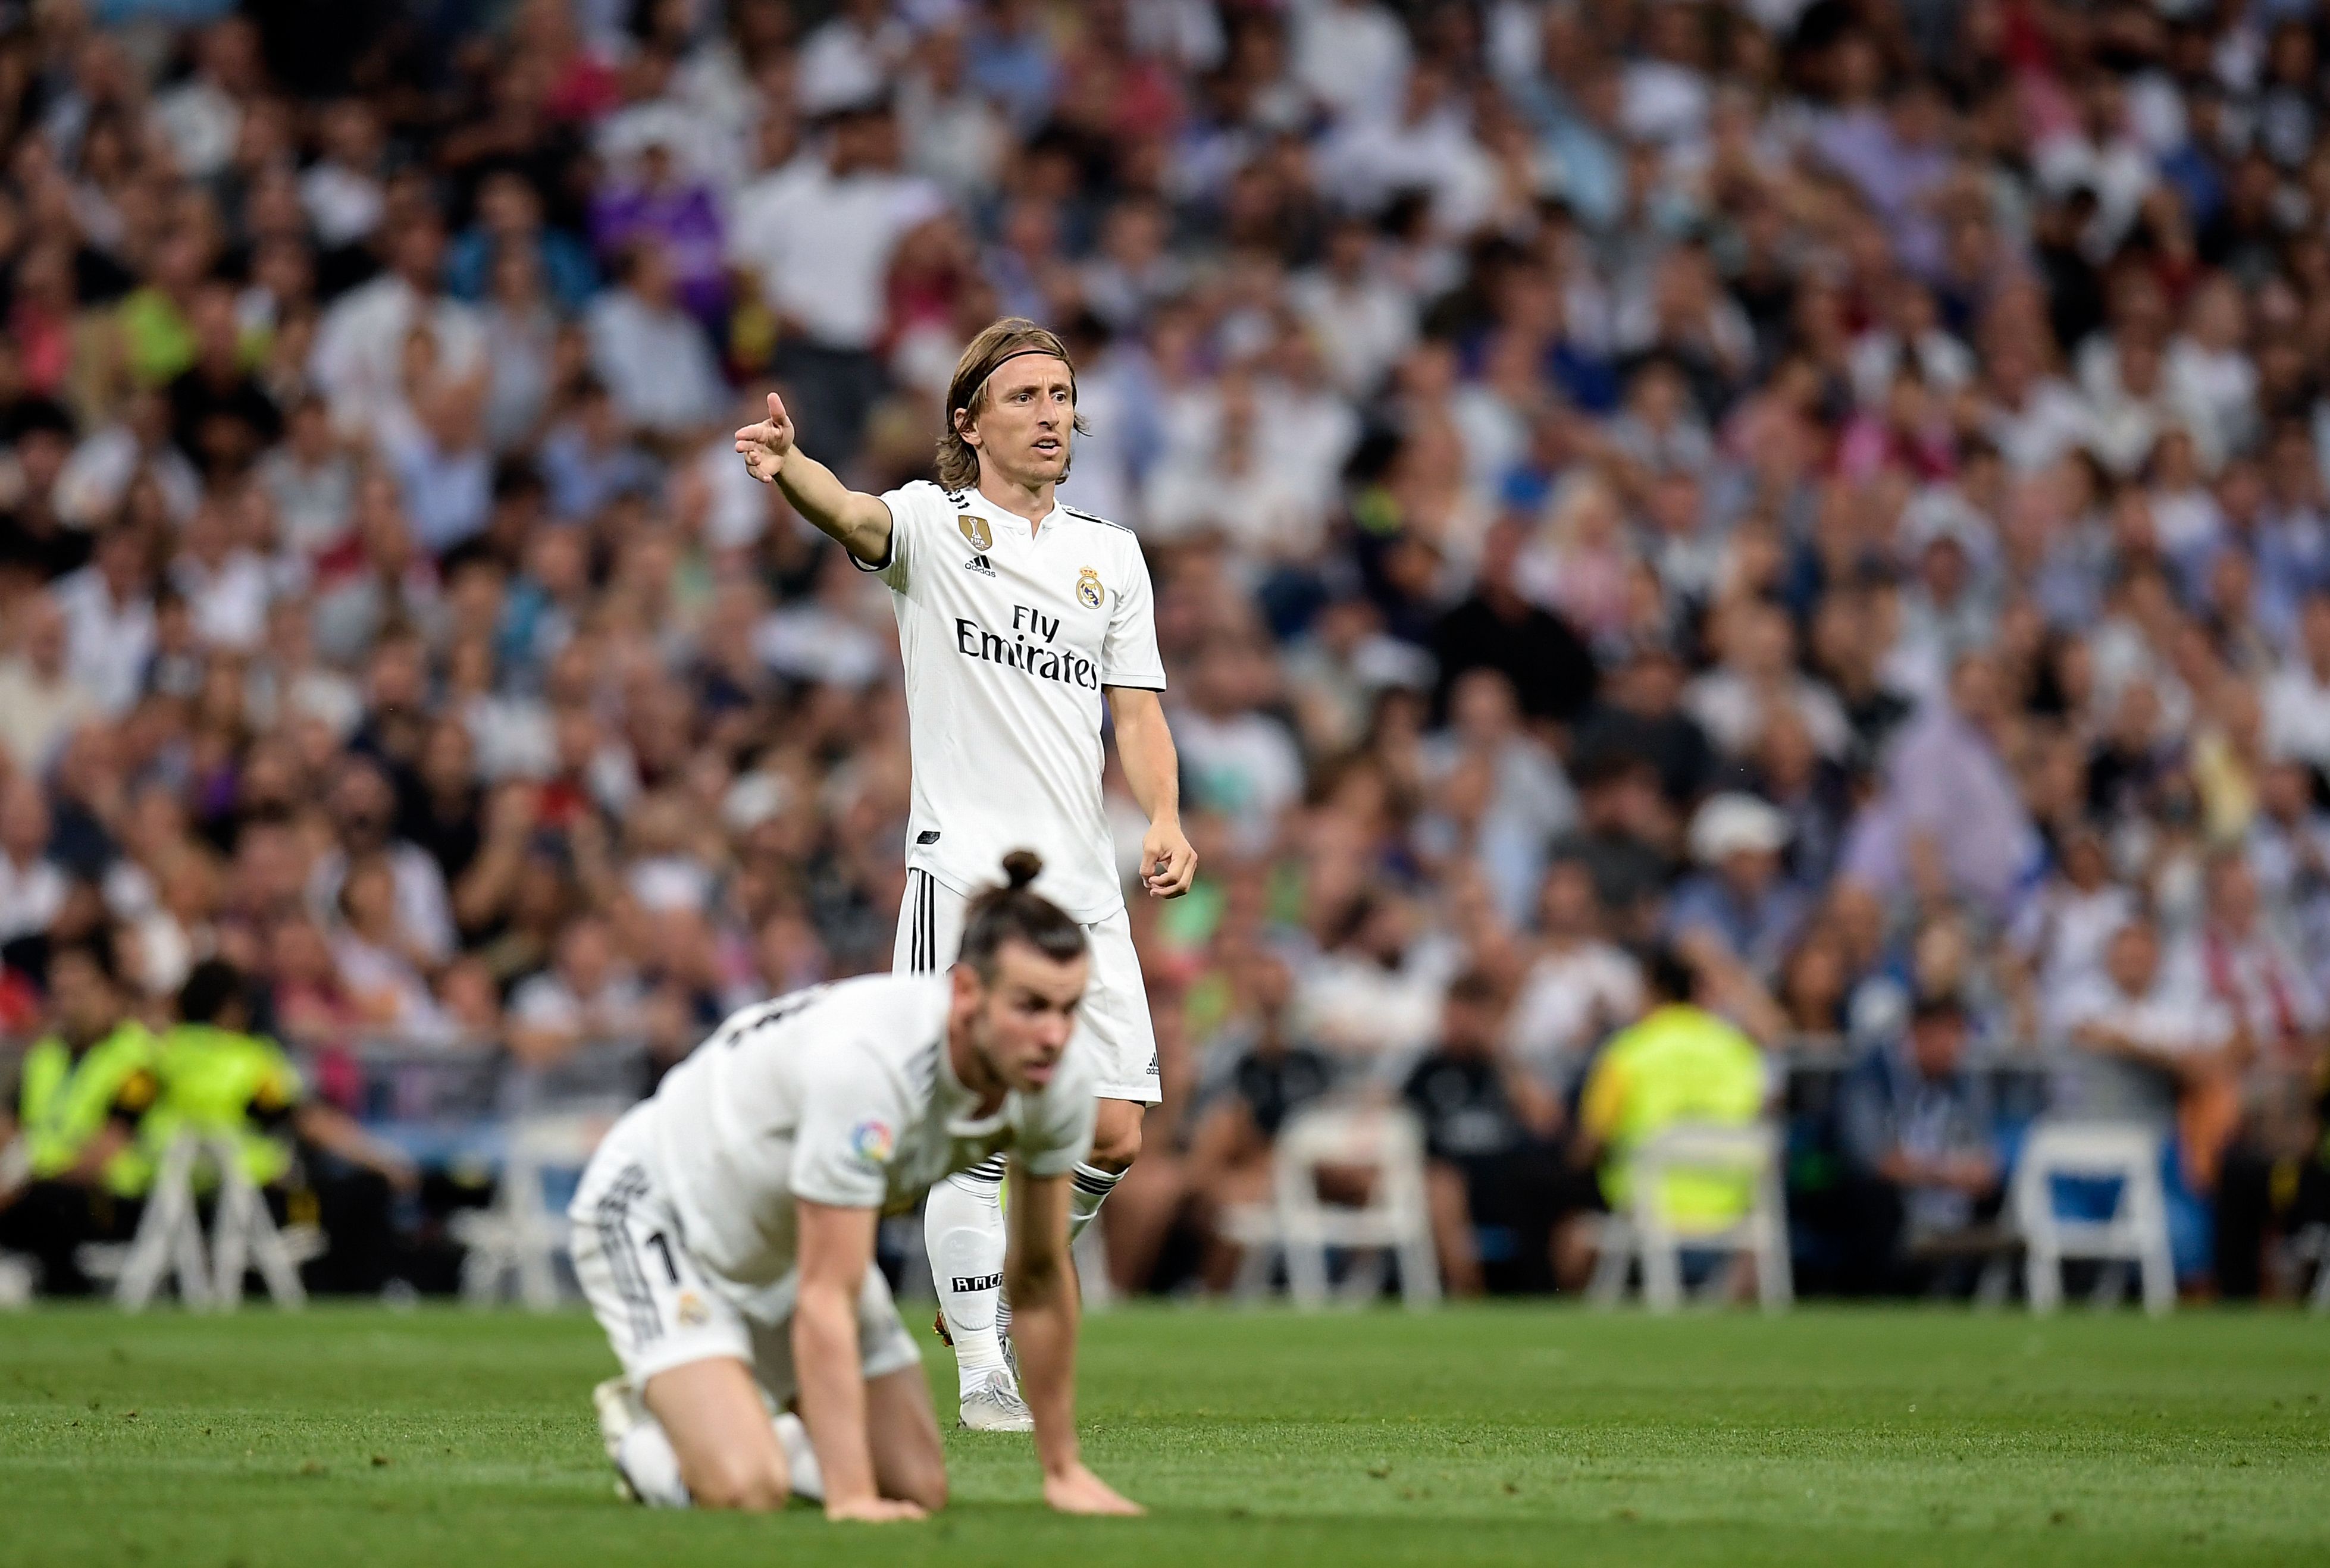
[3,0,2330,1302]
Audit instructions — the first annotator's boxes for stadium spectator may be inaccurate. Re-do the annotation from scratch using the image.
[154,958,417,1294]
[1504,858,1643,1097]
[0,594,99,772]
[2054,913,2241,1282]
[1399,968,1564,1296]
[1834,996,2005,1296]
[0,937,158,1296]
[1113,946,1338,1294]
[1558,949,1765,1293]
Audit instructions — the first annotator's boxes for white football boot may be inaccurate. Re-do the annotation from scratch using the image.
[593,1378,650,1503]
[957,1365,1035,1433]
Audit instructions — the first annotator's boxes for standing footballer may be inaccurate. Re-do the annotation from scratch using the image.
[735,317,1195,1431]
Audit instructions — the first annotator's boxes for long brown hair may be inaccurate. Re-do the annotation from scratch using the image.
[936,318,1087,491]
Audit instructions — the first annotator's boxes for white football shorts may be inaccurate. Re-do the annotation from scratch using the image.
[892,868,1160,1105]
[568,1108,923,1394]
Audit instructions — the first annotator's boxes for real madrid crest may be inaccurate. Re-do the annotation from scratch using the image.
[958,513,994,552]
[675,1290,711,1327]
[1076,566,1104,609]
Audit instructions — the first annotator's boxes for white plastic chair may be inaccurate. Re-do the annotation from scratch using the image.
[108,1130,318,1311]
[2288,1226,2330,1313]
[2010,1121,2174,1315]
[1588,1122,1792,1313]
[1219,1104,1440,1309]
[0,1136,29,1307]
[452,1113,605,1309]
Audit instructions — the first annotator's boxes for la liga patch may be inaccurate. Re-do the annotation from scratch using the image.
[848,1118,895,1168]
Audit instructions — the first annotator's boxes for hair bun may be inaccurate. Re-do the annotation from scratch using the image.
[1000,849,1044,890]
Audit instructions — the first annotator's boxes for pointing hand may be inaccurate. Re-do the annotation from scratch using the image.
[734,391,797,483]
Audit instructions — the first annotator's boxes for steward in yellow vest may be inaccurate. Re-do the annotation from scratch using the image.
[1571,947,1769,1243]
[154,959,419,1295]
[151,961,308,1191]
[0,937,159,1295]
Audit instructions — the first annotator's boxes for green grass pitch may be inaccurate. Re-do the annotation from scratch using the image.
[2,1304,2326,1567]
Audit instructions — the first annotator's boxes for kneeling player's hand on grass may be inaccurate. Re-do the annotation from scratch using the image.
[825,1496,928,1524]
[1042,1464,1145,1516]
[734,392,796,483]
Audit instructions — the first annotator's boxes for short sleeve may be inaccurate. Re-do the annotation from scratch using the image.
[1100,541,1166,691]
[787,1051,906,1210]
[865,481,945,591]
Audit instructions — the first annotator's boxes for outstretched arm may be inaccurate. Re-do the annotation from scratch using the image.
[293,1104,419,1193]
[1005,1163,1143,1516]
[1106,686,1196,898]
[734,391,895,566]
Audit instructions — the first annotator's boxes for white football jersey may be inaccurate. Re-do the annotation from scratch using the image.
[863,480,1166,923]
[644,974,1101,1290]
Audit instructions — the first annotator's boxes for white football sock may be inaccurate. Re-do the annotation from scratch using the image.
[926,1159,1009,1387]
[616,1419,691,1508]
[1067,1161,1122,1244]
[772,1411,822,1503]
[992,1163,1121,1344]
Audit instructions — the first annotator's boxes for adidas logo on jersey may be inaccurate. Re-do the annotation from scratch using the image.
[964,553,996,576]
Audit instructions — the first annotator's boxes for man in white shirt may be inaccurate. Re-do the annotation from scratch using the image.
[570,857,1139,1519]
[50,525,156,716]
[2265,591,2330,770]
[2050,915,2241,1135]
[734,318,1195,1430]
[1315,59,1501,236]
[585,242,727,438]
[725,98,943,466]
[0,595,100,774]
[0,777,66,948]
[1288,217,1418,397]
[308,214,484,438]
[1504,859,1643,1095]
[794,0,911,117]
[2006,824,2137,1034]
[1290,0,1412,122]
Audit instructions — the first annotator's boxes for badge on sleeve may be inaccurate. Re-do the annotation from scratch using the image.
[1076,566,1104,609]
[848,1119,895,1169]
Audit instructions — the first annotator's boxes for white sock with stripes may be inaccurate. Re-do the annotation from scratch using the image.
[926,1160,1009,1390]
[991,1165,1120,1344]
[1067,1161,1122,1244]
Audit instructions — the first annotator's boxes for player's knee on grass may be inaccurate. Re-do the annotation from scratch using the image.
[1088,1100,1144,1171]
[884,1451,948,1511]
[644,1360,793,1511]
[685,1447,791,1512]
